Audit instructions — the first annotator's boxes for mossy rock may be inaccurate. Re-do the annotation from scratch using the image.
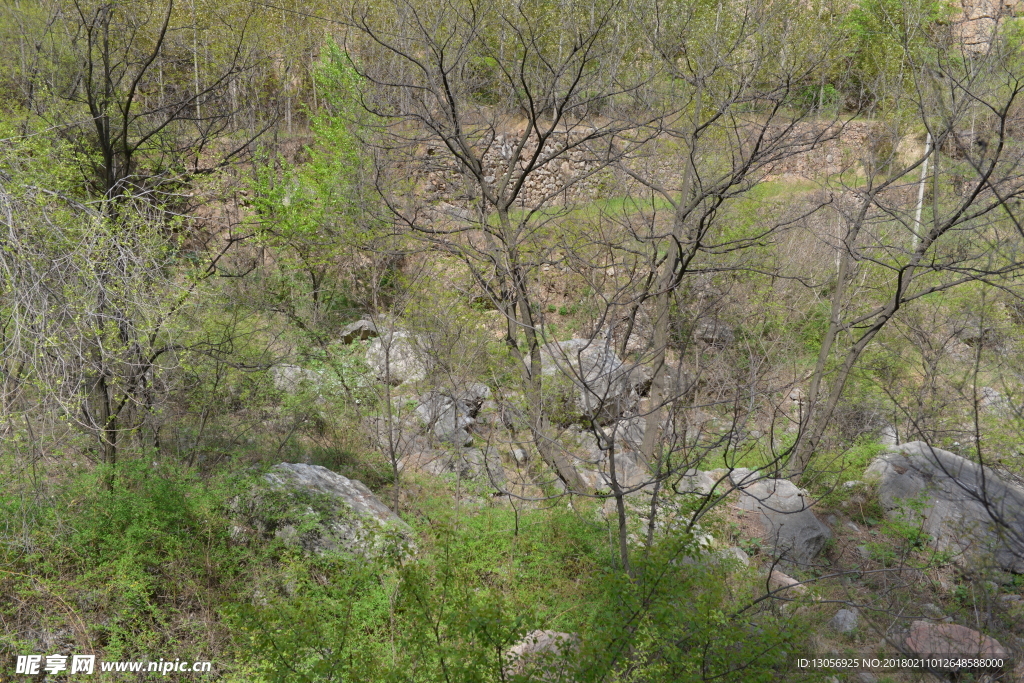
[234,463,413,561]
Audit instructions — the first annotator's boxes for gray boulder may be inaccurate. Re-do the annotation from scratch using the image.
[456,382,491,417]
[540,338,637,424]
[505,630,579,679]
[415,383,491,446]
[677,469,721,495]
[863,441,1024,574]
[613,416,647,453]
[237,463,413,559]
[730,468,832,566]
[627,363,654,396]
[693,318,735,349]
[462,447,505,484]
[339,319,379,344]
[718,546,751,566]
[416,393,474,446]
[919,603,952,622]
[570,426,649,492]
[830,608,859,634]
[271,364,322,393]
[366,331,427,384]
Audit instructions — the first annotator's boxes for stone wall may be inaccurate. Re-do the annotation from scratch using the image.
[761,120,885,180]
[954,0,1021,52]
[419,129,607,209]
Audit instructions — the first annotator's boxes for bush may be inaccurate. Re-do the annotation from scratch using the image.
[0,460,253,665]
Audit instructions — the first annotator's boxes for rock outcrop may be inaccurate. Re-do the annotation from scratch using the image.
[236,463,413,559]
[864,442,1024,574]
[692,318,735,349]
[730,468,832,566]
[271,364,322,393]
[540,338,644,424]
[366,331,428,384]
[399,446,505,485]
[904,621,1008,658]
[339,319,379,344]
[567,423,649,492]
[415,383,490,446]
[505,630,579,680]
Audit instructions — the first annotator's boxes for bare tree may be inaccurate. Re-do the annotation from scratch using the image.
[791,21,1024,478]
[346,0,658,494]
[33,0,272,208]
[0,172,241,468]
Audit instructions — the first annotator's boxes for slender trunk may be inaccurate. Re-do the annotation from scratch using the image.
[790,234,854,477]
[606,438,632,576]
[497,210,591,494]
[382,325,401,513]
[192,0,200,121]
[639,82,703,473]
[913,133,932,250]
[637,255,674,469]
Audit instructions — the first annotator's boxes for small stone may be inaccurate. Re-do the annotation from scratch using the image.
[920,603,948,621]
[768,569,807,595]
[505,630,578,677]
[830,608,859,634]
[857,545,871,561]
[846,521,860,533]
[721,546,751,566]
[997,594,1022,608]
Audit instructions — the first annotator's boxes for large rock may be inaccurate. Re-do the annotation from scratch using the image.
[505,630,579,679]
[677,469,721,495]
[415,383,491,446]
[830,608,859,634]
[540,338,639,424]
[366,331,427,384]
[730,468,832,566]
[904,620,1008,658]
[693,318,735,349]
[339,319,378,344]
[237,463,413,559]
[271,364,322,393]
[569,425,649,492]
[864,442,1024,574]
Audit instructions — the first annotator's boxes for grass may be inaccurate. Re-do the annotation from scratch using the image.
[0,451,818,682]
